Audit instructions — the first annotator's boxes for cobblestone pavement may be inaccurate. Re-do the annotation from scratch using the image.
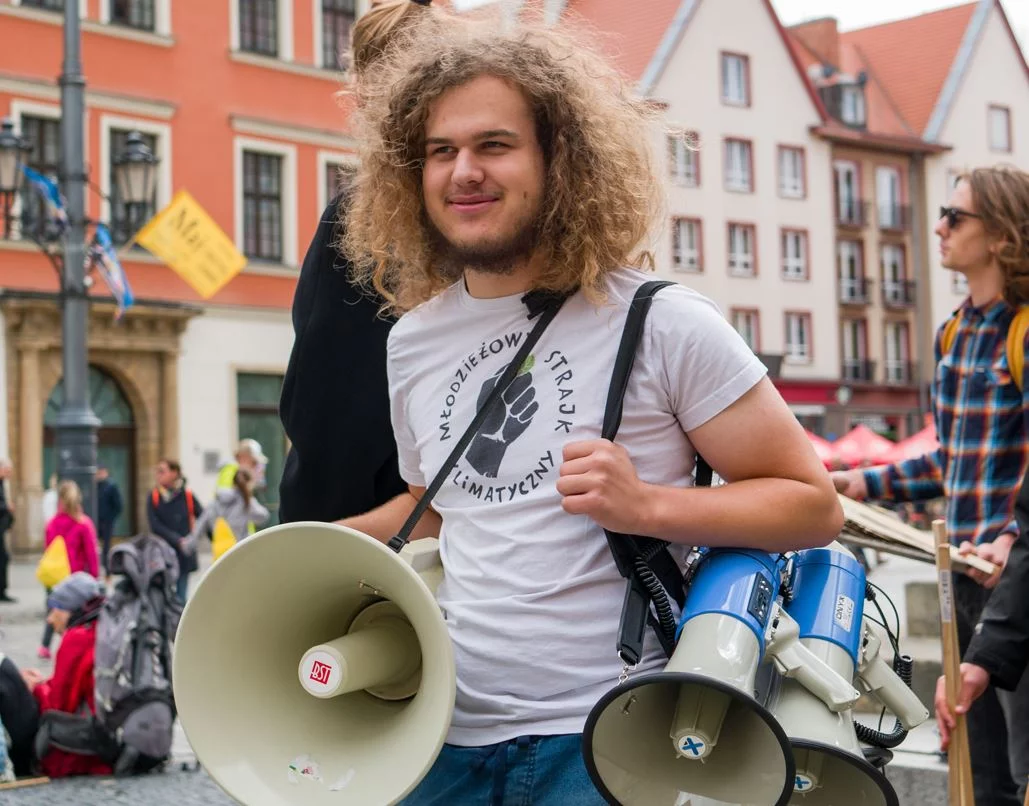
[0,555,234,804]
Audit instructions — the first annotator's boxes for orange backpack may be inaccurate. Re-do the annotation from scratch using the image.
[152,487,196,530]
[940,307,1029,388]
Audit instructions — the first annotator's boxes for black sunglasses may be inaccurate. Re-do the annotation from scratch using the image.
[940,206,982,229]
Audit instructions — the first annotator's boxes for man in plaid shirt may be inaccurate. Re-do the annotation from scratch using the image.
[834,166,1029,805]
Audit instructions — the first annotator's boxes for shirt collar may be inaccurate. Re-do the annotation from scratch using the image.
[959,296,1011,324]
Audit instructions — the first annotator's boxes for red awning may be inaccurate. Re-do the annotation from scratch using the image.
[885,423,939,464]
[832,424,896,468]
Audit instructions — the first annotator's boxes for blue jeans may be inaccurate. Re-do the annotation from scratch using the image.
[400,734,607,806]
[176,572,191,604]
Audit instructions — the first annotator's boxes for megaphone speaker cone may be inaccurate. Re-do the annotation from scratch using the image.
[789,741,898,806]
[583,672,795,806]
[173,522,456,806]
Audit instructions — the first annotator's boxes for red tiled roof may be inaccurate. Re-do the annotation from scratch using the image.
[841,3,977,136]
[563,0,681,81]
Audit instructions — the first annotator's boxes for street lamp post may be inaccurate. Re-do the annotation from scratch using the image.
[56,0,101,523]
[0,1,160,523]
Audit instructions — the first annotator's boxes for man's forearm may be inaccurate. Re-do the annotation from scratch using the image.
[339,491,441,543]
[641,478,842,553]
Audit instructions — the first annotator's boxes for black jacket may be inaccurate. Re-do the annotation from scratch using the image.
[146,485,203,576]
[96,478,123,536]
[965,468,1029,690]
[278,198,406,523]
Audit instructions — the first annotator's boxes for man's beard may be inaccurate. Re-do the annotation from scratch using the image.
[427,206,543,282]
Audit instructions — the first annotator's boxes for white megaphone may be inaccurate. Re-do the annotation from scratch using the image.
[584,549,802,806]
[173,522,455,806]
[767,543,929,805]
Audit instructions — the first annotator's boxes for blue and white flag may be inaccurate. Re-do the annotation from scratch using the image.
[87,223,134,320]
[20,165,68,232]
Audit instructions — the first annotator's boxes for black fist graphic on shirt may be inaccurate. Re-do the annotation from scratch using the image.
[466,361,539,478]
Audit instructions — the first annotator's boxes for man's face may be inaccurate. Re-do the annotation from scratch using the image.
[237,451,258,474]
[155,462,176,488]
[421,74,547,276]
[96,468,108,481]
[935,180,991,274]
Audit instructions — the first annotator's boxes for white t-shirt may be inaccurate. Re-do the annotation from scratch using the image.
[387,267,767,746]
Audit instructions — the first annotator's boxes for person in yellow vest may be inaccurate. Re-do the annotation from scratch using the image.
[216,438,268,491]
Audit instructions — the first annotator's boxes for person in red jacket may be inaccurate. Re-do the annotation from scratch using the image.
[38,481,100,659]
[19,572,112,778]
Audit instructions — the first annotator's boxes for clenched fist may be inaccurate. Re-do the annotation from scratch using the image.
[557,440,653,535]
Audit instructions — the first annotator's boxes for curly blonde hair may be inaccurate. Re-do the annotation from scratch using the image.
[960,166,1029,305]
[343,18,659,314]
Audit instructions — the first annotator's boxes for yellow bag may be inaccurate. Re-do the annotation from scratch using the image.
[36,536,72,589]
[211,518,237,563]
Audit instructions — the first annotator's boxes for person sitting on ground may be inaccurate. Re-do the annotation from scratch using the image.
[38,481,99,660]
[8,573,112,778]
[184,468,270,556]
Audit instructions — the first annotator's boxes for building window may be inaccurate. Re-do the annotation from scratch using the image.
[840,85,866,127]
[321,0,356,70]
[111,0,155,31]
[834,160,862,226]
[108,128,158,246]
[781,230,808,281]
[243,151,283,261]
[671,218,702,273]
[841,319,869,381]
[724,139,752,193]
[952,272,968,296]
[325,161,356,205]
[240,0,279,56]
[18,114,61,240]
[881,243,907,304]
[732,309,760,351]
[778,146,805,199]
[989,105,1011,153]
[876,166,903,229]
[785,312,812,364]
[884,322,910,384]
[721,53,750,106]
[837,239,866,303]
[21,0,64,9]
[667,131,700,187]
[728,223,756,277]
[238,373,286,526]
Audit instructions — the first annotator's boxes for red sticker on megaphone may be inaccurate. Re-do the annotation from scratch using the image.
[301,651,340,695]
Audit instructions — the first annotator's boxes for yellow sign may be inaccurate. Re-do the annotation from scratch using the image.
[134,190,247,299]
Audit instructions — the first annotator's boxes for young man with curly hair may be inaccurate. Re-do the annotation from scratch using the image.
[342,19,843,805]
[835,166,1029,805]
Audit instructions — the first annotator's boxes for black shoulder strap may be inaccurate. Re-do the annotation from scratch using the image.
[388,291,571,553]
[602,281,711,664]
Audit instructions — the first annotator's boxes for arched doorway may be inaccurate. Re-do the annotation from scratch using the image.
[43,366,137,536]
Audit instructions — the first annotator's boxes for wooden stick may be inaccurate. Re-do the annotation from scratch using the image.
[1023,781,1029,806]
[934,519,975,806]
[0,776,50,791]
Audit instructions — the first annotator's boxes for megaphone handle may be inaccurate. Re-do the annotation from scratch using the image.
[389,295,569,554]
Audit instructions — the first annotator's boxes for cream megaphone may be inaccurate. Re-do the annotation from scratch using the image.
[172,522,455,805]
[769,544,929,805]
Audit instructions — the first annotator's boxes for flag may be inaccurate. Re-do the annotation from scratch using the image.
[134,190,246,299]
[20,165,68,233]
[87,223,134,320]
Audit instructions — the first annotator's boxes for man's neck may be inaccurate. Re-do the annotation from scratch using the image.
[463,258,541,299]
[963,262,1004,308]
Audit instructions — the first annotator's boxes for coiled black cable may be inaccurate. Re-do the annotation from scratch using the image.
[631,555,678,647]
[854,653,915,748]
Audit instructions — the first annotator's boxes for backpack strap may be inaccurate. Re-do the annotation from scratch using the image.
[603,280,691,665]
[1007,306,1029,390]
[151,488,159,508]
[185,489,196,531]
[942,306,1029,389]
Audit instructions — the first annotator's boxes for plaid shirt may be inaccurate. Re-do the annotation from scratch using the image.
[864,298,1029,546]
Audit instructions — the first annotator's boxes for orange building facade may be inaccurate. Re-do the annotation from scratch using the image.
[0,0,364,548]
